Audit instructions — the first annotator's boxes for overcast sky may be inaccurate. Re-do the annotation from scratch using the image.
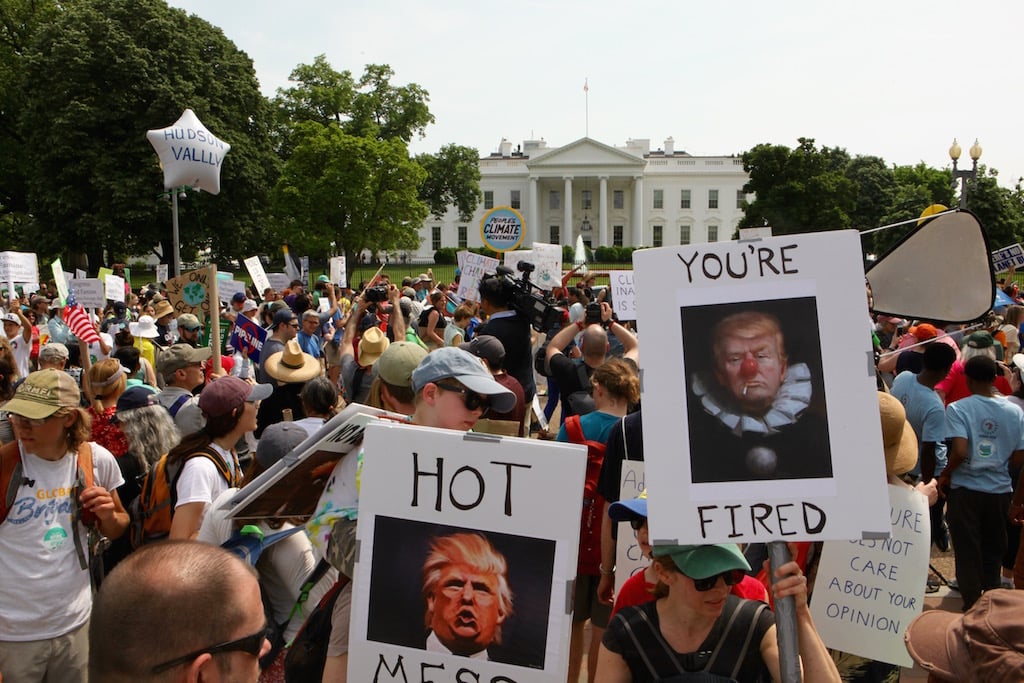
[168,0,1024,195]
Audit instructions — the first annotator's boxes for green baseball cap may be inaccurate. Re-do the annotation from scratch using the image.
[3,370,81,419]
[652,544,751,579]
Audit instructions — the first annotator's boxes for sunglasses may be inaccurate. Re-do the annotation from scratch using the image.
[150,627,268,674]
[10,413,58,428]
[433,382,492,416]
[629,517,647,531]
[690,568,746,592]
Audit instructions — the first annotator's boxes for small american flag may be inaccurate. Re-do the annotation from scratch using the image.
[63,288,100,344]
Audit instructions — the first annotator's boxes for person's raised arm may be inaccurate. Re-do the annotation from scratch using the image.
[603,302,638,363]
[387,285,406,341]
[13,305,31,343]
[339,296,366,359]
[546,317,583,364]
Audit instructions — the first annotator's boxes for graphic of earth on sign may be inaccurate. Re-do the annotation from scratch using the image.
[183,282,206,306]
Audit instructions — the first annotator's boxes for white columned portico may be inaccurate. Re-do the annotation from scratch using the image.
[529,176,539,245]
[598,176,609,247]
[631,175,644,246]
[563,176,573,246]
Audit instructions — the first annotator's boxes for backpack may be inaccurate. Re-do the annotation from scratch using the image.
[563,361,596,417]
[284,576,350,682]
[564,415,606,575]
[2,440,94,525]
[129,446,236,548]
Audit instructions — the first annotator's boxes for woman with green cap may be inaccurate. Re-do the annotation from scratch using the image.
[596,543,839,682]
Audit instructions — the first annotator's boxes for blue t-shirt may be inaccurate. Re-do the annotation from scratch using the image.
[945,395,1024,493]
[296,331,322,359]
[556,410,621,444]
[890,371,948,477]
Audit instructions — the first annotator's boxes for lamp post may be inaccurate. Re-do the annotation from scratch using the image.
[949,138,983,209]
[159,186,195,278]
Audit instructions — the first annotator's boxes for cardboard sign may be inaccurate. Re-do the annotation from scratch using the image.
[991,243,1024,274]
[634,230,889,545]
[812,485,931,667]
[51,259,69,306]
[244,256,271,297]
[350,423,586,682]
[165,266,211,316]
[614,461,647,596]
[0,251,39,284]
[330,255,348,288]
[456,251,499,302]
[228,314,267,364]
[104,274,125,303]
[608,270,636,321]
[75,268,86,280]
[69,278,105,309]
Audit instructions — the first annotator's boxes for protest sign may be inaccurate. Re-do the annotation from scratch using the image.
[330,255,347,288]
[218,279,246,304]
[530,242,563,291]
[991,243,1024,274]
[267,272,290,293]
[503,249,533,276]
[104,274,125,303]
[479,206,525,252]
[156,263,168,284]
[69,279,105,309]
[244,256,271,297]
[0,251,38,284]
[456,251,499,301]
[349,422,586,682]
[75,268,86,280]
[811,485,930,667]
[614,461,647,596]
[51,259,69,306]
[165,266,212,316]
[608,270,636,321]
[634,230,888,545]
[228,314,267,364]
[300,256,309,285]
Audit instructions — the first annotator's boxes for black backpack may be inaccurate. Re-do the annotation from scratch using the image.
[563,361,595,416]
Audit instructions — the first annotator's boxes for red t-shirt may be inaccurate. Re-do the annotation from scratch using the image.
[611,569,767,618]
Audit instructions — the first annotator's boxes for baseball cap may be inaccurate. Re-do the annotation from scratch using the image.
[416,273,433,283]
[905,589,1024,682]
[459,335,505,367]
[231,291,248,304]
[242,299,258,313]
[197,376,273,418]
[272,308,297,328]
[177,313,202,331]
[157,343,213,380]
[651,544,751,580]
[965,331,995,349]
[2,369,81,419]
[907,323,938,341]
[376,342,428,387]
[608,489,648,522]
[410,347,516,413]
[114,385,157,415]
[1,313,20,325]
[38,343,70,362]
[255,422,308,469]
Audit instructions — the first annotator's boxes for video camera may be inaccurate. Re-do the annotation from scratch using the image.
[491,261,565,332]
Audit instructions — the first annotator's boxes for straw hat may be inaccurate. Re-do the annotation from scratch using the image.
[152,299,174,320]
[878,392,917,476]
[129,315,159,339]
[262,339,321,383]
[358,326,390,367]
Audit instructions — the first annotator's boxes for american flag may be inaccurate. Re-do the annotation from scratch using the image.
[63,288,100,344]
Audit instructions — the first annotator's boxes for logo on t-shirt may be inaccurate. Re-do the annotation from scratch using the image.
[43,525,68,551]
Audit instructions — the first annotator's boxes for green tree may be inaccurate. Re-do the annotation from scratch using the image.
[845,155,894,230]
[416,144,482,221]
[15,0,279,272]
[870,164,955,256]
[965,168,1024,250]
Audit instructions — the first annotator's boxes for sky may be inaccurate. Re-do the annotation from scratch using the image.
[167,0,1024,189]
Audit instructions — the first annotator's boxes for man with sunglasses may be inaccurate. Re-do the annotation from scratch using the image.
[256,309,299,384]
[89,540,269,682]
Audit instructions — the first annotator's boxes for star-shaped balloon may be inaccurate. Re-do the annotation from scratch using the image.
[147,109,231,195]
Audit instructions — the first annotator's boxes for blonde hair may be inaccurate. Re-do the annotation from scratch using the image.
[88,359,127,401]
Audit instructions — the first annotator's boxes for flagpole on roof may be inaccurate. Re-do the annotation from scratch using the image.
[583,77,589,137]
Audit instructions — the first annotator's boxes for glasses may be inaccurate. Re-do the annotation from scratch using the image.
[433,382,491,416]
[10,413,57,428]
[150,627,268,674]
[690,569,746,592]
[288,322,299,328]
[629,517,647,531]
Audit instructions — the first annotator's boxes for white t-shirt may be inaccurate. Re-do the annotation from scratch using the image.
[199,488,336,641]
[8,332,31,379]
[87,332,114,365]
[0,442,123,640]
[174,443,236,515]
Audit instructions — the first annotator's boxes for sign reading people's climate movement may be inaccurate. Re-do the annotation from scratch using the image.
[350,422,586,682]
[634,230,889,545]
[480,206,525,252]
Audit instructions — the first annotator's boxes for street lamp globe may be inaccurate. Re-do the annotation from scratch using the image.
[969,139,983,162]
[949,139,962,161]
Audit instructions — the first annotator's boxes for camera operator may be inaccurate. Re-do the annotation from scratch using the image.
[477,274,537,403]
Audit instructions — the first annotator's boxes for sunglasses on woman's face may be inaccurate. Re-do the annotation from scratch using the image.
[433,382,492,416]
[629,517,647,531]
[690,568,746,592]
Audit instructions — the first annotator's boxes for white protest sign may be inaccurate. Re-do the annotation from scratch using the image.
[531,242,563,291]
[70,279,105,309]
[811,485,930,667]
[300,256,309,285]
[104,274,125,303]
[75,268,86,280]
[457,251,499,302]
[243,256,271,298]
[218,279,246,304]
[350,422,586,683]
[329,256,347,288]
[0,251,39,284]
[614,461,647,596]
[991,243,1024,274]
[51,259,69,306]
[503,249,533,275]
[635,230,889,545]
[608,270,636,321]
[266,272,290,293]
[155,264,168,284]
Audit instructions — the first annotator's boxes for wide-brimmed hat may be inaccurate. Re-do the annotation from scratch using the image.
[263,339,321,383]
[129,315,159,339]
[652,544,751,579]
[197,376,273,418]
[905,589,1024,682]
[376,341,428,388]
[2,369,81,419]
[878,391,917,476]
[358,327,390,367]
[152,299,174,320]
[410,347,516,413]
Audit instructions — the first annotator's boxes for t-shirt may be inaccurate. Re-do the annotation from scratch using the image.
[556,410,620,445]
[8,332,31,379]
[0,443,124,640]
[174,443,237,511]
[890,371,948,477]
[550,354,595,418]
[936,360,1012,405]
[945,395,1024,493]
[341,354,376,406]
[443,323,465,347]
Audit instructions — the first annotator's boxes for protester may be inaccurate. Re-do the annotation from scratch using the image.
[459,335,527,436]
[257,309,299,384]
[935,331,1013,405]
[477,273,536,402]
[258,339,320,437]
[364,341,428,415]
[155,343,211,436]
[294,375,340,436]
[2,306,33,378]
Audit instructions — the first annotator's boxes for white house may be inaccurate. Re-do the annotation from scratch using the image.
[414,136,751,259]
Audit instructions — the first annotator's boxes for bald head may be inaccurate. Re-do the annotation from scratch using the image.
[581,325,609,363]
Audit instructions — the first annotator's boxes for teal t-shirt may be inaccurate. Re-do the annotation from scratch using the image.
[945,395,1024,493]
